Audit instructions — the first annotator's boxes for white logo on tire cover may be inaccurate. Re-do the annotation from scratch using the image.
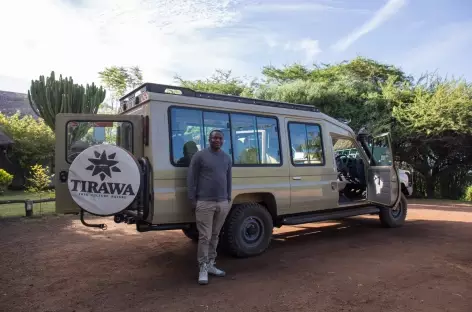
[67,144,141,216]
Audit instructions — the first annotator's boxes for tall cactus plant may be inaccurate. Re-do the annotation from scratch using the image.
[27,71,106,130]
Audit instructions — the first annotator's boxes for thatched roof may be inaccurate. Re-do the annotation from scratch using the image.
[0,90,38,118]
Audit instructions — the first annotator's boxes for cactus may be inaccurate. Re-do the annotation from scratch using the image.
[27,71,106,130]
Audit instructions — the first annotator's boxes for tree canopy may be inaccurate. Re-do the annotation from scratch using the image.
[175,56,472,199]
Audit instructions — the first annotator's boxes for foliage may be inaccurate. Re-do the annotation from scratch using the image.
[26,164,51,194]
[98,66,143,113]
[464,186,472,202]
[0,169,13,194]
[388,73,472,198]
[99,66,143,98]
[0,113,55,169]
[391,76,472,135]
[27,71,106,131]
[174,69,257,97]
[255,78,391,134]
[174,56,472,200]
[262,56,412,86]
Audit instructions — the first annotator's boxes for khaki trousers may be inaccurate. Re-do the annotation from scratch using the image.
[195,200,231,265]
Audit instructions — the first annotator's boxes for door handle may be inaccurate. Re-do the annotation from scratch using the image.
[293,177,301,180]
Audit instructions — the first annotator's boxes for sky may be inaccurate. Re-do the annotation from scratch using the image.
[0,0,471,94]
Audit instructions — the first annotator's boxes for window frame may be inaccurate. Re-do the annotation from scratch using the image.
[167,105,283,168]
[65,120,134,164]
[287,121,325,167]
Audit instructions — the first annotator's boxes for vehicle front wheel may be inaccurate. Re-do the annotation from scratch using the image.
[221,202,273,258]
[378,194,408,228]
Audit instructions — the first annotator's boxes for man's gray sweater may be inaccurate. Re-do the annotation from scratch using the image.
[187,147,232,202]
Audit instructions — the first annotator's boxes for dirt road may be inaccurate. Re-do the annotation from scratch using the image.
[1,201,472,312]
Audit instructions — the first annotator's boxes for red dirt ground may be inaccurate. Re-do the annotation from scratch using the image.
[1,200,472,312]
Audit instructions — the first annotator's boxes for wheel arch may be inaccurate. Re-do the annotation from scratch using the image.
[232,192,277,224]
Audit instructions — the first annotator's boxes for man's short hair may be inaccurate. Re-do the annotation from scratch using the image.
[209,129,224,138]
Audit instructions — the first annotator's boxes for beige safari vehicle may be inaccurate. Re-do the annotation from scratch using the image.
[55,83,407,258]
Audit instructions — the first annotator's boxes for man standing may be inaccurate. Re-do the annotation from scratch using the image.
[187,129,232,285]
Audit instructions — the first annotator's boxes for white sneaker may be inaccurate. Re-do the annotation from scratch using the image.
[208,261,226,277]
[198,263,208,285]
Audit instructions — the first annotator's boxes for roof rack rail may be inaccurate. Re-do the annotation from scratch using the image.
[119,83,320,113]
[336,118,351,124]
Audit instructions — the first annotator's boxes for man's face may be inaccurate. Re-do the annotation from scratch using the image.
[209,131,224,150]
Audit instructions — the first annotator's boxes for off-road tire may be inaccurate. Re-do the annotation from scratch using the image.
[182,224,199,242]
[379,193,408,228]
[221,202,273,258]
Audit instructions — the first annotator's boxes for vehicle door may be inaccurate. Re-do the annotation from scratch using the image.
[366,133,401,207]
[285,118,338,213]
[54,113,143,214]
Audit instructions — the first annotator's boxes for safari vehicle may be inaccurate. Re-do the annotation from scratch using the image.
[54,83,408,258]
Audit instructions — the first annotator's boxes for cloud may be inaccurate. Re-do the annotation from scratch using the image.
[331,0,407,52]
[284,39,322,63]
[244,1,369,14]
[0,0,259,93]
[0,0,332,94]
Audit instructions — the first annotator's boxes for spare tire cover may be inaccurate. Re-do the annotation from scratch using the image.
[67,144,141,216]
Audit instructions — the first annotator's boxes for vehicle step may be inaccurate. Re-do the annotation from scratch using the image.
[281,206,379,225]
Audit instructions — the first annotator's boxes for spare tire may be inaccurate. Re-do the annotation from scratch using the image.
[67,144,141,216]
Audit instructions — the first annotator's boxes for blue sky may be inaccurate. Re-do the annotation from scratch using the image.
[0,0,471,94]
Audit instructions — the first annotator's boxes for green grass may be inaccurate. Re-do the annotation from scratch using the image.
[0,190,56,218]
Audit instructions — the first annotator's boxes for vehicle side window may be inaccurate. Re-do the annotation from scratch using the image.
[370,135,392,166]
[170,108,204,166]
[170,107,232,166]
[203,111,231,158]
[169,107,281,166]
[288,122,324,166]
[256,116,281,164]
[231,114,259,164]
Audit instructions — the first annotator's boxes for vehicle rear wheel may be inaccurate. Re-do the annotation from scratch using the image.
[221,202,273,258]
[379,194,408,228]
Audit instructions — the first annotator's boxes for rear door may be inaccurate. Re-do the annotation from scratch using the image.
[366,132,401,207]
[55,113,143,214]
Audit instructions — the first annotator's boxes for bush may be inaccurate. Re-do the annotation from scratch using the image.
[0,169,13,194]
[464,186,472,202]
[0,112,54,169]
[26,164,51,194]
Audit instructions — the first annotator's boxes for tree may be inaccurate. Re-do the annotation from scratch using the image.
[388,74,472,198]
[98,66,143,112]
[174,69,257,97]
[0,113,55,170]
[262,56,412,87]
[27,71,107,131]
[173,57,471,200]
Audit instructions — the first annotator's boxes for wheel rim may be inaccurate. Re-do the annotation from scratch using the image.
[390,201,403,219]
[240,216,264,246]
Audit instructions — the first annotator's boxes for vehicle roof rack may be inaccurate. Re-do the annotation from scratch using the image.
[336,118,351,124]
[119,83,320,113]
